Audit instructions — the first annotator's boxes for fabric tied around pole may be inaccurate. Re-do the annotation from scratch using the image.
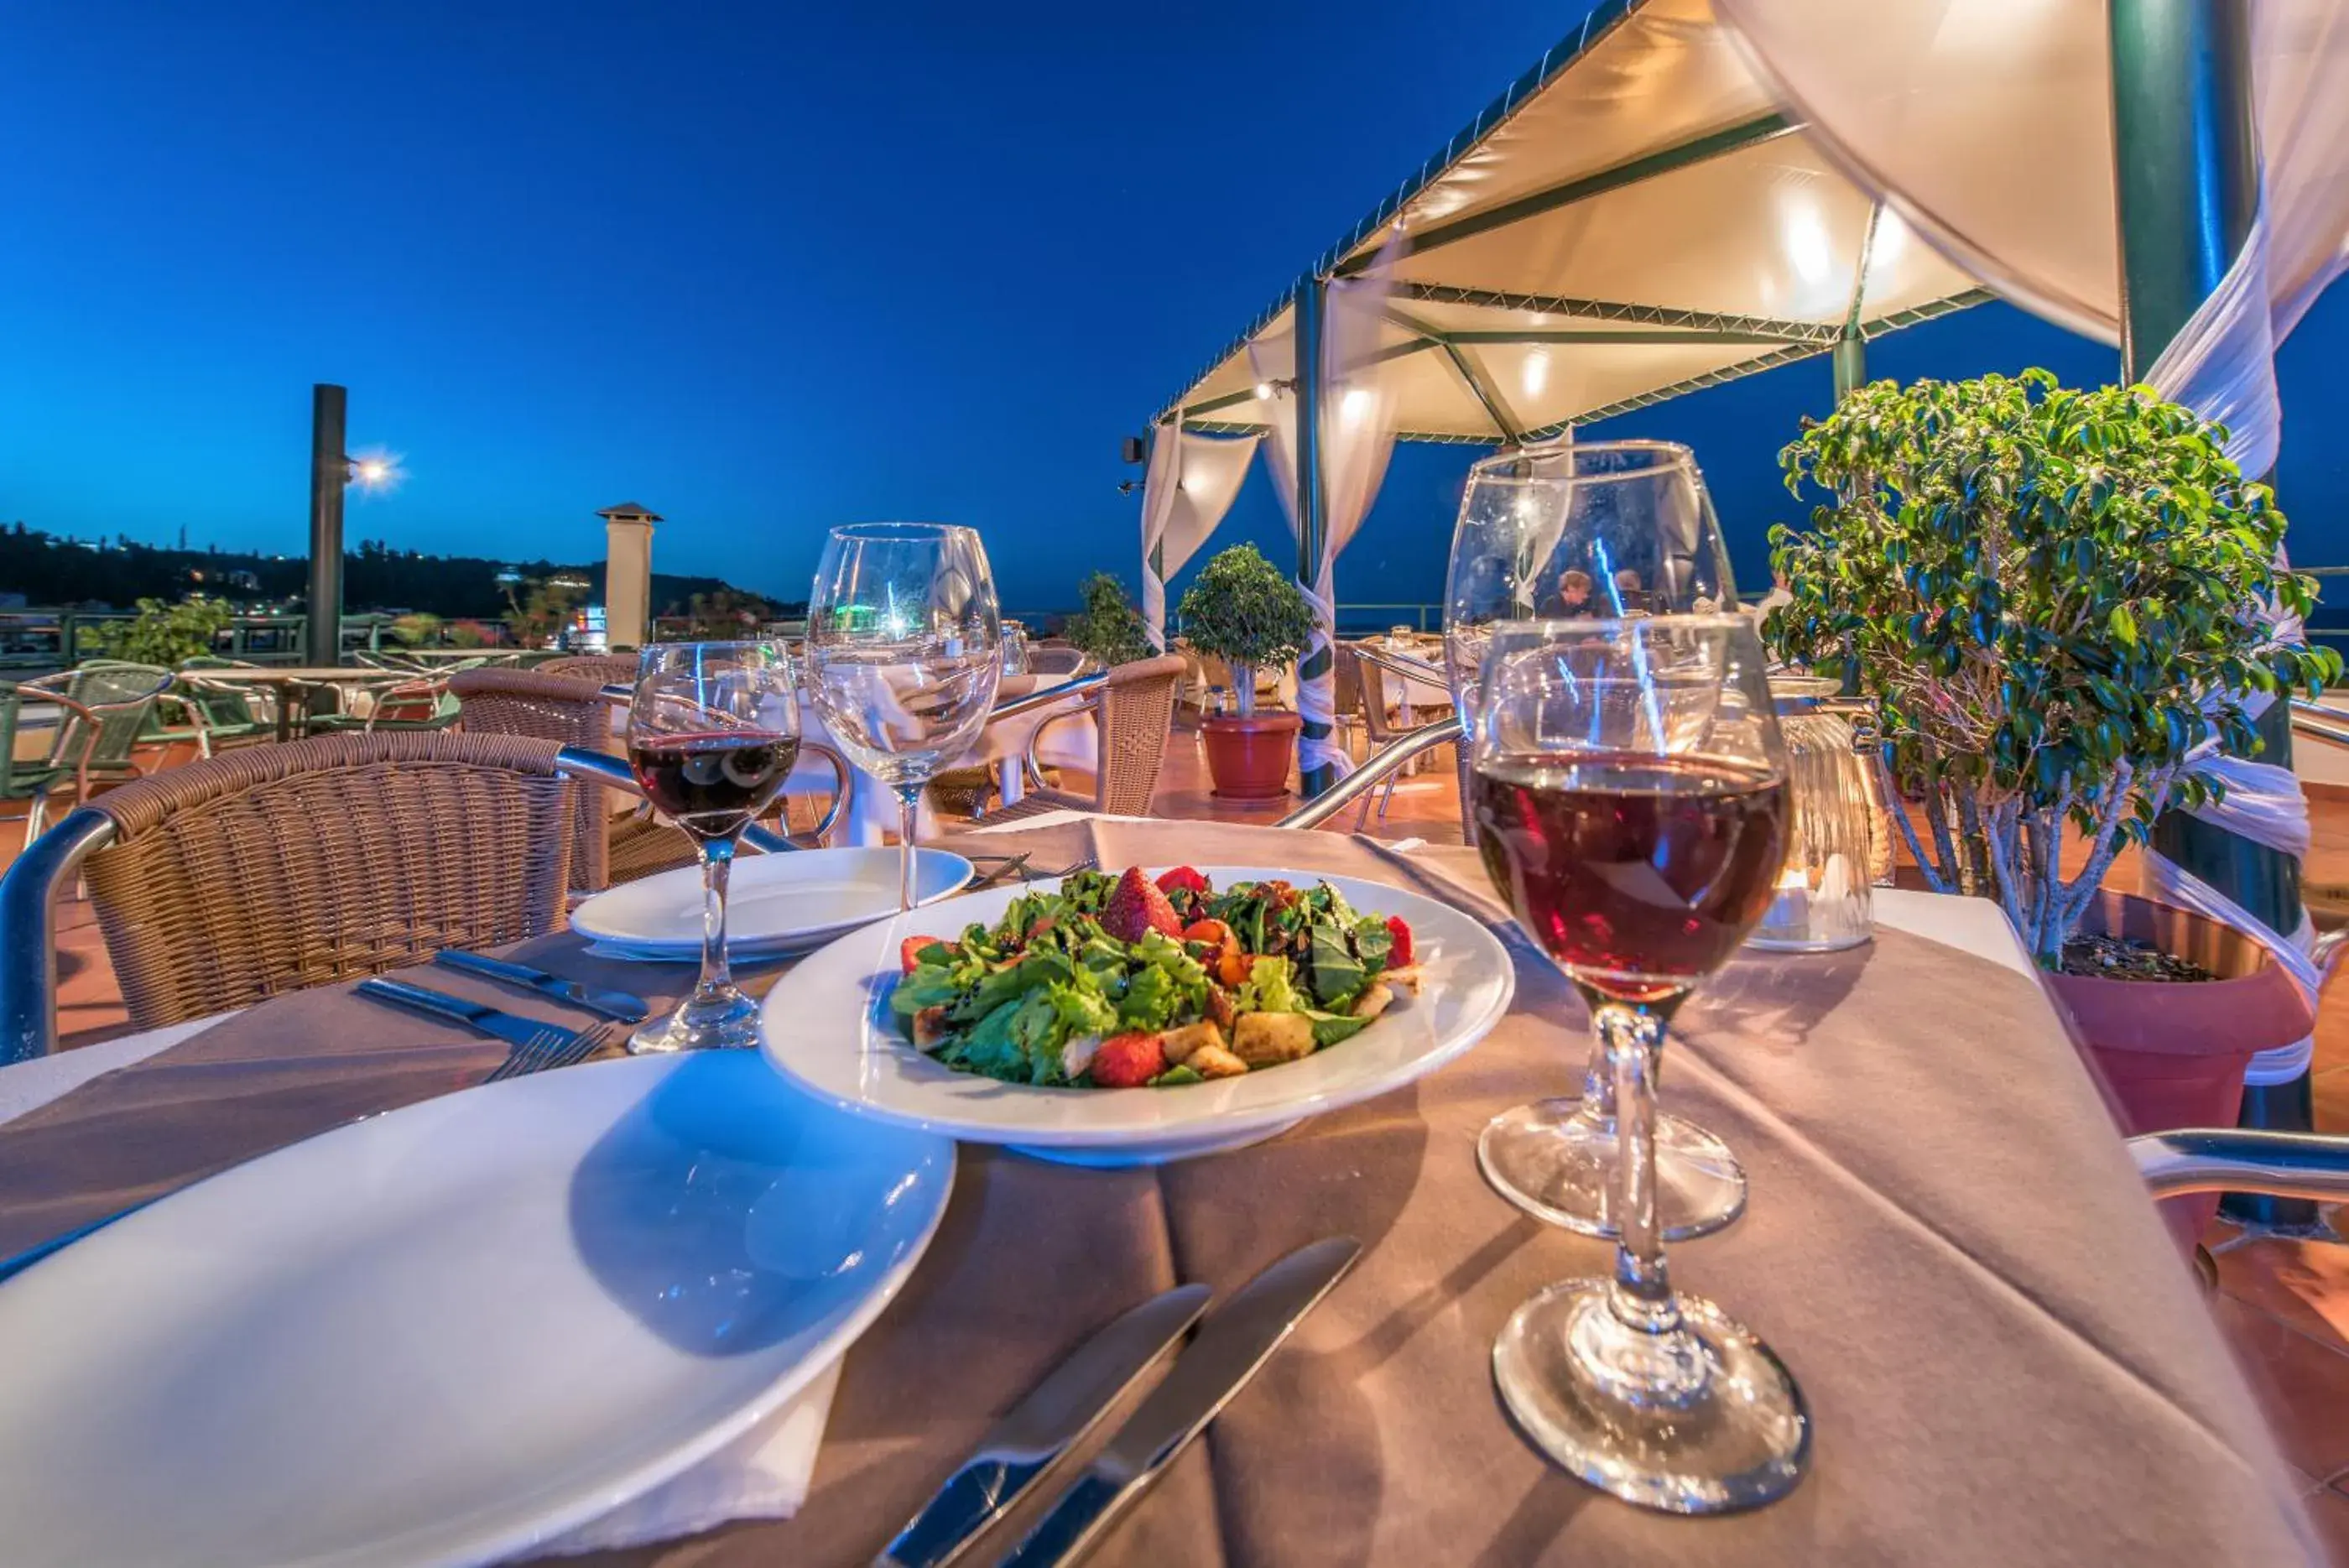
[1138,423,1260,653]
[1253,228,1408,784]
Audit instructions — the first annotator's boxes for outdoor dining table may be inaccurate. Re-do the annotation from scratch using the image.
[181,665,404,742]
[0,818,2316,1565]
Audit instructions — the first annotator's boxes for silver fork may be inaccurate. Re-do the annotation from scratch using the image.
[487,1020,614,1082]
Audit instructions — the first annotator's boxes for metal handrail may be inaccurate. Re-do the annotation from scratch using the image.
[2289,696,2349,749]
[2130,1128,2349,1202]
[1278,716,1466,831]
[0,743,794,1063]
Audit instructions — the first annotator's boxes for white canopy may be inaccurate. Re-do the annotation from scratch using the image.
[1157,0,1989,443]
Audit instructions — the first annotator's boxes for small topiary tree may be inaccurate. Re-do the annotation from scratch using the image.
[1176,544,1315,717]
[1061,570,1152,668]
[97,595,232,667]
[1764,369,2336,966]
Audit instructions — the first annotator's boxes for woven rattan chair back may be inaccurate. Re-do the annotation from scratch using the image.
[539,654,641,686]
[451,666,623,891]
[81,732,576,1029]
[1089,654,1186,815]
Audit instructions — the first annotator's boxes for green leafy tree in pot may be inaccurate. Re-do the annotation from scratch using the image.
[1061,570,1152,668]
[96,595,232,667]
[1176,544,1315,717]
[1763,369,2337,968]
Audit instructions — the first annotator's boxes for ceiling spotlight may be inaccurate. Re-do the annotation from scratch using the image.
[1253,381,1274,400]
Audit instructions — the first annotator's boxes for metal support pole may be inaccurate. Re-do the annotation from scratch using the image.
[1292,279,1336,798]
[1831,332,1867,403]
[2111,0,2311,1226]
[305,384,348,669]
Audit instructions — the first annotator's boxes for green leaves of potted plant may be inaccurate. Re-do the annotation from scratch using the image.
[1763,370,2338,1181]
[1176,544,1315,799]
[1061,571,1153,668]
[97,595,233,667]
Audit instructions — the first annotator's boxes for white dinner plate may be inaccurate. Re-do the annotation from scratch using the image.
[760,864,1515,1164]
[571,845,974,959]
[0,1054,953,1568]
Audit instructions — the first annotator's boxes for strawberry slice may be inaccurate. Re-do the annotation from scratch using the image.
[1101,866,1184,945]
[1089,1031,1168,1088]
[1384,915,1414,968]
[1155,866,1210,898]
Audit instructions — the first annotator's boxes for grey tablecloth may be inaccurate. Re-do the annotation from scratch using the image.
[0,820,2315,1565]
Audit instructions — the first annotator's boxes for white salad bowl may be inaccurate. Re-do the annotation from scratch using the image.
[758,864,1515,1164]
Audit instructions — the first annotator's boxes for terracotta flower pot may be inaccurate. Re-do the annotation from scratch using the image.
[2040,890,2315,1254]
[1201,711,1300,800]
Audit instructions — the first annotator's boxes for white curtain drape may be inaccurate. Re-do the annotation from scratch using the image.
[1252,229,1407,781]
[1138,424,1260,651]
[1716,0,2349,1079]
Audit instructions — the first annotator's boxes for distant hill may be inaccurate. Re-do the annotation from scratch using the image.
[0,524,790,619]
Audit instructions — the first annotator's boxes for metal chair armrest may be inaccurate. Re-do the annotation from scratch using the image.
[2130,1128,2349,1203]
[1277,716,1465,831]
[0,807,117,1064]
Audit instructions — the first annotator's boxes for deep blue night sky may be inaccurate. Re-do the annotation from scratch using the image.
[7,1,2349,617]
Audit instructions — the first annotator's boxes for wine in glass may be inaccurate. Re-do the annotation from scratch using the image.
[1473,615,1807,1512]
[1445,440,1747,1242]
[805,524,1003,909]
[625,641,800,1054]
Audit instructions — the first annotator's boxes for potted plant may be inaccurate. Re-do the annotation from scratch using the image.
[1061,570,1152,668]
[1177,544,1315,799]
[1765,371,2336,1210]
[97,595,233,666]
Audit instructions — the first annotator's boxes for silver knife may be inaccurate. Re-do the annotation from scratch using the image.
[996,1237,1362,1568]
[874,1284,1211,1568]
[354,976,595,1055]
[431,950,649,1023]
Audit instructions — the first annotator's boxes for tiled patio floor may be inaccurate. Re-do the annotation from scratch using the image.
[17,721,2349,1554]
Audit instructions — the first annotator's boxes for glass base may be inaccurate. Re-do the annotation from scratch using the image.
[628,985,763,1054]
[1494,1278,1810,1514]
[1479,1097,1745,1242]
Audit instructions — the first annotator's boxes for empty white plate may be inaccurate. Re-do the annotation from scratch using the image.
[761,864,1516,1164]
[570,845,974,959]
[0,1053,953,1567]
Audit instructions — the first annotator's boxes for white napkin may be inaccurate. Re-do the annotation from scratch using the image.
[523,1358,844,1558]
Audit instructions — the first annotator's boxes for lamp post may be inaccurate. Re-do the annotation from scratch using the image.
[303,384,398,668]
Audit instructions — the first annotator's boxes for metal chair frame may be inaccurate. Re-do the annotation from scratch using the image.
[1346,642,1461,829]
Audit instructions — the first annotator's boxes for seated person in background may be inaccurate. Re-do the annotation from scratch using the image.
[1611,567,1649,614]
[1553,568,1594,616]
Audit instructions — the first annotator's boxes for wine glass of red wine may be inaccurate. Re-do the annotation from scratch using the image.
[1445,440,1749,1243]
[805,524,1003,910]
[1472,615,1806,1511]
[625,640,800,1054]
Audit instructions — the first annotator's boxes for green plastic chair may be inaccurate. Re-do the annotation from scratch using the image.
[302,676,462,734]
[0,682,73,841]
[34,666,171,791]
[168,659,273,756]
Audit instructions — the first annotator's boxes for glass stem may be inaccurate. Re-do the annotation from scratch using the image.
[896,784,922,910]
[697,831,737,998]
[1596,1003,1681,1336]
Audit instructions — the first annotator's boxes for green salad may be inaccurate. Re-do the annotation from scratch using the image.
[888,864,1419,1089]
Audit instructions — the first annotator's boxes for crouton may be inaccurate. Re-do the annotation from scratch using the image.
[1350,982,1394,1022]
[1232,1010,1316,1067]
[1187,1042,1249,1079]
[1383,966,1424,996]
[1060,1034,1103,1081]
[912,1006,951,1050]
[1160,1020,1227,1065]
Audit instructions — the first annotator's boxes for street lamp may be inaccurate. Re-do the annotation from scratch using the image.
[305,386,402,666]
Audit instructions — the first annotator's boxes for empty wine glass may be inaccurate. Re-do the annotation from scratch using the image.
[1473,615,1807,1512]
[626,641,800,1054]
[805,524,1003,908]
[1445,440,1748,1242]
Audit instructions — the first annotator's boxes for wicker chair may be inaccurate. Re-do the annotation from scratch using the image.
[79,732,578,1029]
[450,665,846,888]
[539,654,642,686]
[983,654,1187,821]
